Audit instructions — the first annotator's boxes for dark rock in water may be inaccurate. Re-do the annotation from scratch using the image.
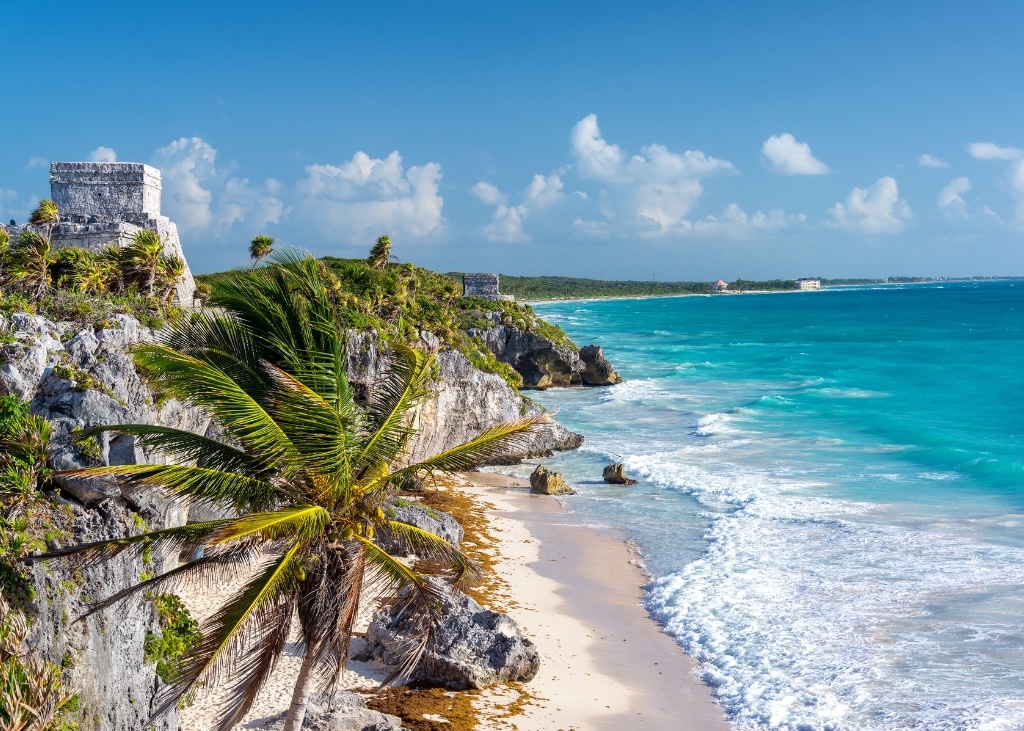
[260,690,403,730]
[602,463,638,485]
[362,579,540,690]
[376,500,464,557]
[529,464,575,495]
[579,344,624,386]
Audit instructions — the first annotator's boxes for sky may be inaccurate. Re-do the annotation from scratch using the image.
[2,0,1023,280]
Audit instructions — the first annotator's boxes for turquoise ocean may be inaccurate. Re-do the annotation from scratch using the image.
[498,281,1024,730]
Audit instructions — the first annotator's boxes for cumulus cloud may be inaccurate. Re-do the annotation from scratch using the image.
[471,173,566,242]
[25,157,48,170]
[0,189,29,223]
[828,176,912,233]
[761,133,829,175]
[937,177,970,216]
[295,151,444,240]
[968,142,1023,160]
[152,137,285,236]
[693,204,807,237]
[919,153,949,168]
[569,114,734,235]
[87,146,117,163]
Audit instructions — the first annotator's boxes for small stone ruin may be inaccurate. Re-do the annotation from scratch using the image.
[6,162,196,304]
[462,272,513,301]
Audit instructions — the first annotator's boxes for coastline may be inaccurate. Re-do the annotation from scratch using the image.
[464,471,730,731]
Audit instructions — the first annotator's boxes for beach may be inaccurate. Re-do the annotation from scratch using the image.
[177,469,728,730]
[467,471,729,731]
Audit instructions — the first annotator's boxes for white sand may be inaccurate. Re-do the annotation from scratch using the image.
[176,471,729,731]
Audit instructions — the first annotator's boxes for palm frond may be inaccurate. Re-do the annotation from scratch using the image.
[378,521,481,586]
[33,520,229,566]
[354,344,434,482]
[55,464,283,513]
[207,506,330,547]
[150,544,305,724]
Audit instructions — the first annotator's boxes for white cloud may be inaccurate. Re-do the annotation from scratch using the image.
[25,157,48,171]
[761,133,829,175]
[828,176,912,233]
[919,153,949,168]
[572,218,610,238]
[968,142,1023,160]
[471,182,506,206]
[152,137,285,236]
[471,173,566,243]
[295,151,444,240]
[0,189,26,224]
[87,146,117,163]
[692,203,806,238]
[524,173,564,208]
[937,177,970,216]
[569,114,734,235]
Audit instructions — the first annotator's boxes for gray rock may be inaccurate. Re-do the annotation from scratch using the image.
[602,463,638,485]
[579,344,624,386]
[376,500,464,557]
[529,464,575,495]
[468,323,584,389]
[345,332,583,464]
[363,580,540,690]
[257,691,403,730]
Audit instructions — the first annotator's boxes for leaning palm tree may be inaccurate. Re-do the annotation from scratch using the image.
[367,234,391,270]
[5,231,53,302]
[124,229,164,296]
[249,234,275,262]
[41,252,540,731]
[156,254,186,303]
[28,199,59,244]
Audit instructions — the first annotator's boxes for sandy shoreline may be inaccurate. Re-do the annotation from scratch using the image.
[467,471,729,731]
[177,470,729,730]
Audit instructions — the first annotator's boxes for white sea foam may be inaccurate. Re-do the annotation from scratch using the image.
[599,379,679,402]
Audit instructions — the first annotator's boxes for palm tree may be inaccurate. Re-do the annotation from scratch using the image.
[124,229,164,296]
[41,252,540,731]
[249,234,275,262]
[367,235,391,270]
[6,231,53,302]
[156,255,186,303]
[28,199,59,244]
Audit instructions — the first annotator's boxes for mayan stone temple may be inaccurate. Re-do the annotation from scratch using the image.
[462,272,514,301]
[9,162,196,304]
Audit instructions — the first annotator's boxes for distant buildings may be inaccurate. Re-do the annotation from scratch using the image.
[713,279,729,292]
[797,278,821,290]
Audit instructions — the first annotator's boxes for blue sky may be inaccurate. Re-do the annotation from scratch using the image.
[3,0,1023,279]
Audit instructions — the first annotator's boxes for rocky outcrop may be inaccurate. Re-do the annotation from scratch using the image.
[602,463,638,485]
[579,344,624,386]
[468,321,584,389]
[345,332,583,463]
[0,312,214,731]
[529,464,575,496]
[362,580,540,690]
[260,692,403,730]
[376,500,464,557]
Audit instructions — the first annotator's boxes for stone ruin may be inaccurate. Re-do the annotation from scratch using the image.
[462,272,513,301]
[6,162,196,304]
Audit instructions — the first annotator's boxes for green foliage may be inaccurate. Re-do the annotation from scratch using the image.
[70,428,102,464]
[29,199,59,229]
[0,594,80,731]
[43,253,543,728]
[461,336,523,390]
[144,594,201,685]
[367,234,392,270]
[248,234,274,262]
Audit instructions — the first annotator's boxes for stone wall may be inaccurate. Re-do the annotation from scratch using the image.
[51,162,161,221]
[463,273,501,299]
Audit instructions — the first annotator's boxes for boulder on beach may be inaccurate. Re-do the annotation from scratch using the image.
[602,463,638,485]
[260,691,403,730]
[375,499,464,557]
[579,344,624,386]
[362,579,540,690]
[529,464,576,495]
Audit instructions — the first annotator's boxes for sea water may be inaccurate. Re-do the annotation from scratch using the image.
[503,281,1024,730]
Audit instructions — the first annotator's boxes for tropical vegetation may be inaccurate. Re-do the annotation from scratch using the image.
[40,252,542,731]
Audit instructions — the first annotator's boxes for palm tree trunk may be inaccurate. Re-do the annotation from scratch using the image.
[282,647,318,731]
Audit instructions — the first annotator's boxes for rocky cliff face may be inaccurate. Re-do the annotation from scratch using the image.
[1,312,214,731]
[346,331,583,462]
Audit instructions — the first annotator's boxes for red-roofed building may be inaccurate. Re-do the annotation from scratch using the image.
[714,279,729,292]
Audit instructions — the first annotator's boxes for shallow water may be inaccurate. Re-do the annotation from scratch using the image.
[499,282,1024,730]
